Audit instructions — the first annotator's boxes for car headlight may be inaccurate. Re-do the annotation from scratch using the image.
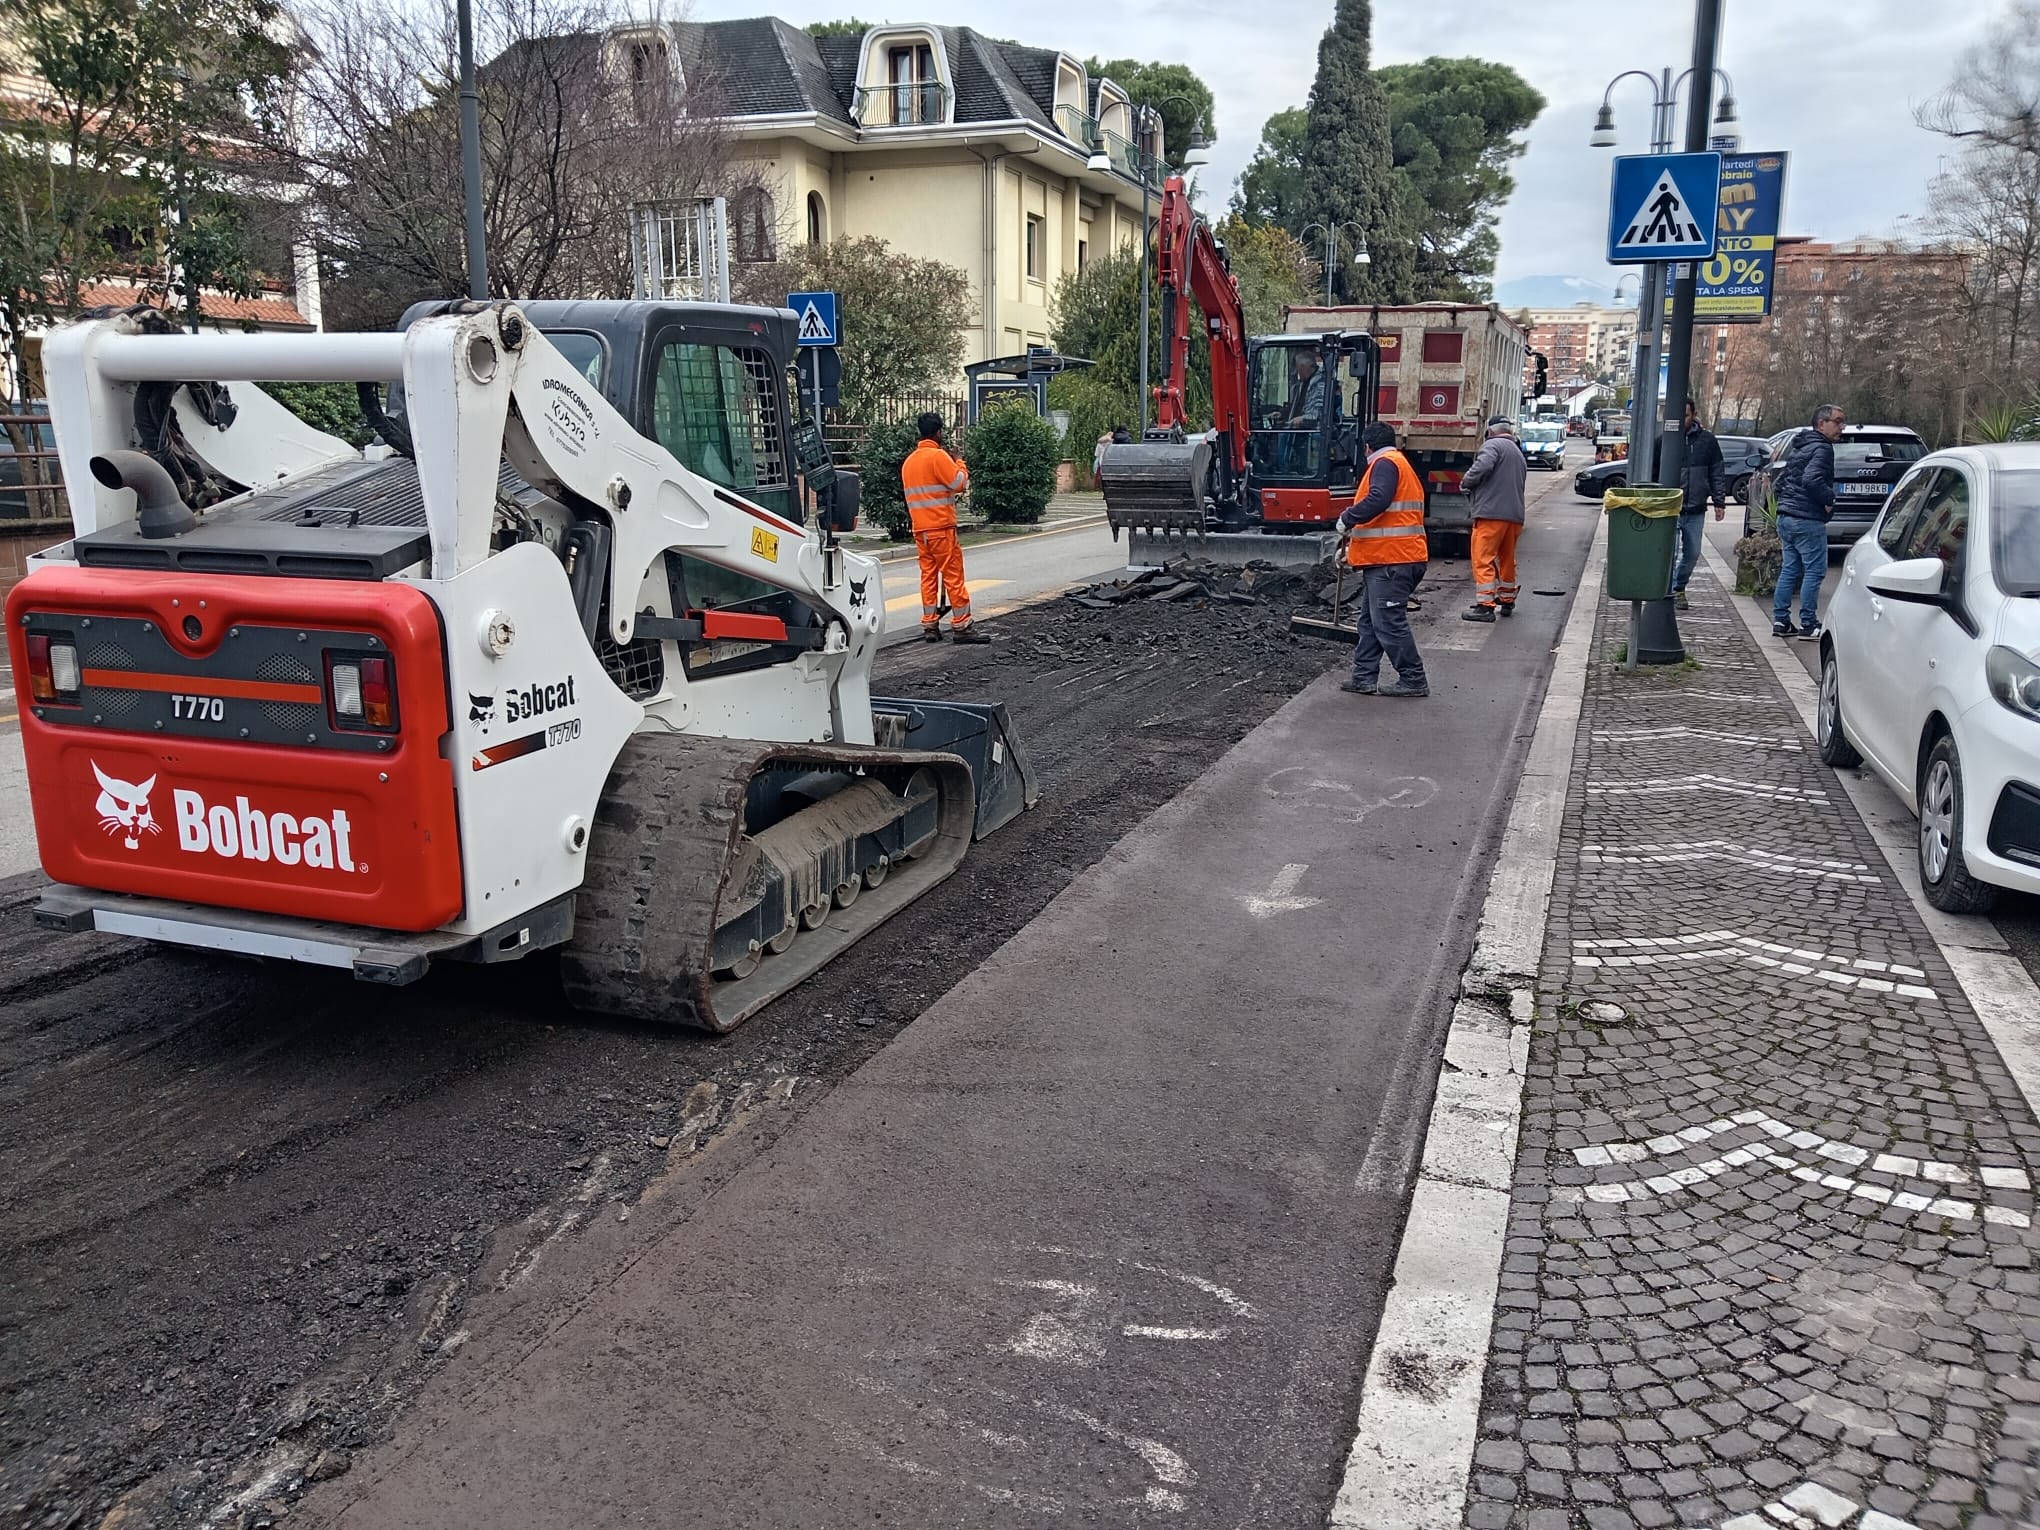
[1985,646,2040,720]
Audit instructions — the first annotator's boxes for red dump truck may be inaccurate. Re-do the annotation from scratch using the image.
[1283,303,1528,557]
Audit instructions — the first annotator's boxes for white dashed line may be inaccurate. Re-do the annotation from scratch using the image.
[1598,726,1801,751]
[1562,1108,2030,1227]
[1570,930,1937,998]
[1581,840,1877,883]
[1716,1479,1921,1529]
[1587,773,1827,801]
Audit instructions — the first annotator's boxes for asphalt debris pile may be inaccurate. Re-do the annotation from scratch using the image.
[1063,556,1323,611]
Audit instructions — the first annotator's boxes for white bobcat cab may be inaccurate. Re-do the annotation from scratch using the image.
[11,302,1036,1030]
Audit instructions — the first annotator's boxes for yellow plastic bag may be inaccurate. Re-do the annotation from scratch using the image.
[1602,486,1685,518]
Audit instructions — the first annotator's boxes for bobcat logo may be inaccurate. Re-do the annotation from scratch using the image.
[468,692,496,729]
[92,763,161,851]
[848,575,869,610]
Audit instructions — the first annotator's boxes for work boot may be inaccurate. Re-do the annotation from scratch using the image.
[1378,680,1429,698]
[1674,588,1690,610]
[1498,603,1515,619]
[951,628,992,646]
[1462,604,1497,623]
[1339,679,1377,695]
[922,627,944,643]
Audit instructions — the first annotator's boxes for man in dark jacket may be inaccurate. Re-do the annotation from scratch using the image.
[1460,416,1528,621]
[1670,399,1727,609]
[1771,404,1845,639]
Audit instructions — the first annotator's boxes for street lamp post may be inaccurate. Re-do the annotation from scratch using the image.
[1590,61,1737,486]
[1299,221,1370,307]
[1091,97,1209,436]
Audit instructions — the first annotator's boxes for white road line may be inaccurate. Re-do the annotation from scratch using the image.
[1330,515,1606,1527]
[1716,1481,1923,1530]
[1562,1106,2031,1226]
[1598,725,1801,750]
[1700,534,2040,1123]
[1587,772,1826,800]
[1581,839,1878,883]
[1571,929,1936,998]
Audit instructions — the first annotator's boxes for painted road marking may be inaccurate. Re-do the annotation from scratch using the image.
[1260,768,1438,826]
[1561,1107,2029,1227]
[1598,725,1801,751]
[1717,1478,1921,1529]
[1571,929,1937,998]
[1581,839,1878,883]
[1239,863,1322,919]
[1588,772,1826,801]
[884,577,1012,613]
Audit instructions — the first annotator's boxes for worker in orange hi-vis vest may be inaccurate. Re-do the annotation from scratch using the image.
[900,412,990,645]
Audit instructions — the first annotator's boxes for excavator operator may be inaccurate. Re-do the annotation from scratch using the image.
[902,412,990,645]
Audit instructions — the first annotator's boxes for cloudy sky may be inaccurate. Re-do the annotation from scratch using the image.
[695,0,2005,303]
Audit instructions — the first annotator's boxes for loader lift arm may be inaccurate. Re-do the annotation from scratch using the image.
[1151,174,1249,509]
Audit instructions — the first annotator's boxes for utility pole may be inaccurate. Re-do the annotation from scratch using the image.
[457,0,488,301]
[1656,0,1724,492]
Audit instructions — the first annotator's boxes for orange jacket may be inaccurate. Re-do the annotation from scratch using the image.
[902,439,968,532]
[1343,448,1429,567]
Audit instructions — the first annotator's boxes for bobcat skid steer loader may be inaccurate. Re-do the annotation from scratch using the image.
[7,300,1035,1031]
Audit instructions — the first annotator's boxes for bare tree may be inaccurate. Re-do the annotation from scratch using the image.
[1917,0,2040,164]
[291,0,747,330]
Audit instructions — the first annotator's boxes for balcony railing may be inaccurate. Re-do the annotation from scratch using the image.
[852,82,951,127]
[1096,128,1165,186]
[1054,103,1096,147]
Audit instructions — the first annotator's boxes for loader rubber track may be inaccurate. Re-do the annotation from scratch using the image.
[559,733,976,1032]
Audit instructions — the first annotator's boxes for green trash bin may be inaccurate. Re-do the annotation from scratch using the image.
[1602,486,1684,601]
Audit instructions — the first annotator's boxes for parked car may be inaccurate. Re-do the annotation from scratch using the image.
[1572,434,1767,501]
[1740,424,1928,542]
[1566,416,1594,437]
[1817,443,2040,911]
[1519,423,1567,471]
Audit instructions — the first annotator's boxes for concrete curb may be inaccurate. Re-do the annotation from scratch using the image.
[1329,511,1609,1527]
[1699,536,2040,1121]
[863,514,1108,564]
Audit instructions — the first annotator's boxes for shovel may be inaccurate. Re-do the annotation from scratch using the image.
[1289,552,1360,644]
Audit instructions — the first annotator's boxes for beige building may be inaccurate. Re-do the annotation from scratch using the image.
[1515,303,1639,389]
[649,18,1179,366]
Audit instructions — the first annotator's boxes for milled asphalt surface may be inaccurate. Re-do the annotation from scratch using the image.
[311,479,1599,1527]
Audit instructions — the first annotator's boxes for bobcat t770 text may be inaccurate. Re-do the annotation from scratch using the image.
[7,301,1035,1031]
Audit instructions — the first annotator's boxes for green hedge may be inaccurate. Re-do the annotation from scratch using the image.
[963,401,1058,524]
[259,381,370,446]
[856,419,920,541]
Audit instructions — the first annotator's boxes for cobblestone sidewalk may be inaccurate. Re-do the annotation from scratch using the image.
[1462,564,2040,1529]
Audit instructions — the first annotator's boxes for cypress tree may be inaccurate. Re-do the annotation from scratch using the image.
[1299,0,1412,303]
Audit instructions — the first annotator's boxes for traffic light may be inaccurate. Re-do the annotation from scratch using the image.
[1532,351,1550,399]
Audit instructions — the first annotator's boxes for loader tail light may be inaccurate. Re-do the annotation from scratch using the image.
[325,651,398,733]
[26,632,81,705]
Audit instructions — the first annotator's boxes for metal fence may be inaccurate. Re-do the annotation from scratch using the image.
[0,414,68,526]
[629,198,732,304]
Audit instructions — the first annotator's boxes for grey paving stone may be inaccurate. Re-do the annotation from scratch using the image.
[1456,569,2040,1529]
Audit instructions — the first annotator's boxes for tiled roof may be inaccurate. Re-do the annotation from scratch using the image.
[686,17,851,124]
[74,282,311,329]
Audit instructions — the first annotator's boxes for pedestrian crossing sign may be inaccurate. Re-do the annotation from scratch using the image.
[788,290,838,347]
[1606,152,1721,264]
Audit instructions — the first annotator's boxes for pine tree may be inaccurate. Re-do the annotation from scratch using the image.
[1299,0,1413,303]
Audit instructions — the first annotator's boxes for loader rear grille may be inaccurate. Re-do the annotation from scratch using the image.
[83,643,141,715]
[598,633,665,700]
[258,653,322,732]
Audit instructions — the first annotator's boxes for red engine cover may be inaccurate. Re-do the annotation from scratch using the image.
[6,567,463,932]
[1259,488,1337,525]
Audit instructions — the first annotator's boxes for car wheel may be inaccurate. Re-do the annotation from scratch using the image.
[1917,733,1998,914]
[1816,647,1862,769]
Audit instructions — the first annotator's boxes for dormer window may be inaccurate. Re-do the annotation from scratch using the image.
[610,26,679,123]
[887,42,937,123]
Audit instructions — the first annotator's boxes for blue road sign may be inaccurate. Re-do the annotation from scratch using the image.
[1607,152,1722,264]
[789,290,838,347]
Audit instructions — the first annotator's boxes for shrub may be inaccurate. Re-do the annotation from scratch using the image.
[1047,371,1136,489]
[856,418,920,541]
[259,381,370,446]
[964,401,1059,524]
[1733,530,1782,598]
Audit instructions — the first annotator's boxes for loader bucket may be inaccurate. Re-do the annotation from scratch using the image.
[871,698,1039,839]
[1098,438,1210,544]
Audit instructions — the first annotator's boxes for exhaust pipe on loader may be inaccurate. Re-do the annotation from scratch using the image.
[89,451,197,539]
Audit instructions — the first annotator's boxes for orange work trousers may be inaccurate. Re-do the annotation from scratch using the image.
[1471,519,1523,610]
[915,527,972,630]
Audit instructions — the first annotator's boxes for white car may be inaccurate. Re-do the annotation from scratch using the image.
[1818,444,2040,911]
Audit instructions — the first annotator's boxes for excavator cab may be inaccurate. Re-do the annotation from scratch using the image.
[1247,331,1379,531]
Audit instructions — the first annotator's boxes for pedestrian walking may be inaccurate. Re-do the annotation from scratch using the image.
[1770,403,1845,640]
[1670,398,1727,609]
[1336,421,1430,698]
[902,413,990,645]
[1459,415,1527,622]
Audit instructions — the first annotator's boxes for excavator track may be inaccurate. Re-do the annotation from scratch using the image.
[559,733,978,1032]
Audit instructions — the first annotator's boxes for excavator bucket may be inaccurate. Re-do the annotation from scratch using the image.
[1098,437,1210,544]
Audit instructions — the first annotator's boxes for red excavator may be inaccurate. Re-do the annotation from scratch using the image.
[1098,176,1380,541]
